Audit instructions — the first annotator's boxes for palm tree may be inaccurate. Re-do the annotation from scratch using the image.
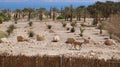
[76,6,85,21]
[49,7,52,19]
[63,7,70,21]
[37,8,46,21]
[22,8,34,21]
[52,7,58,21]
[82,6,87,22]
[70,5,73,22]
[0,9,11,22]
[76,6,87,22]
[14,9,21,24]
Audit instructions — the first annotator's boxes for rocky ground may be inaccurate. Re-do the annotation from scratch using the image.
[0,18,120,60]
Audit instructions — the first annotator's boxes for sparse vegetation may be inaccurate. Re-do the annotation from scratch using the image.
[62,23,67,27]
[66,27,70,31]
[92,18,98,26]
[0,16,3,24]
[47,25,52,29]
[28,31,34,37]
[0,1,120,65]
[0,31,8,39]
[6,24,16,35]
[79,27,85,37]
[70,27,75,33]
[28,21,33,27]
[105,14,120,41]
[14,16,18,24]
[98,22,104,34]
[57,15,64,19]
[71,21,77,27]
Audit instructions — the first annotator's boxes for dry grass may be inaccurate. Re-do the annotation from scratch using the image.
[0,55,120,67]
[104,14,120,42]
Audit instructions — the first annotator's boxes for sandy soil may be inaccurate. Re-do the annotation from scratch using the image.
[0,18,120,60]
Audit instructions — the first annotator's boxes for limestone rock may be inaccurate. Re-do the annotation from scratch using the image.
[36,34,45,41]
[66,38,75,44]
[104,39,116,46]
[52,35,60,42]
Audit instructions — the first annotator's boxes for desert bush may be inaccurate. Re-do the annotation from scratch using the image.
[0,13,11,22]
[28,31,34,37]
[80,23,85,27]
[70,27,75,33]
[66,27,70,31]
[97,22,104,34]
[0,31,8,39]
[104,14,120,40]
[47,25,52,29]
[28,21,33,27]
[71,21,77,27]
[14,17,18,24]
[4,16,11,21]
[6,24,16,35]
[0,16,3,24]
[62,23,67,27]
[79,27,85,37]
[56,15,64,19]
[49,30,55,33]
[92,18,98,26]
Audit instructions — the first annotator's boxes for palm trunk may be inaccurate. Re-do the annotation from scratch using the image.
[70,14,73,22]
[83,16,86,22]
[53,12,55,21]
[78,14,81,21]
[39,13,43,21]
[28,12,31,21]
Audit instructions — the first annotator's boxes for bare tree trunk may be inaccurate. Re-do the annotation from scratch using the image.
[28,12,31,21]
[39,14,43,21]
[53,12,55,21]
[83,16,86,22]
[70,14,72,22]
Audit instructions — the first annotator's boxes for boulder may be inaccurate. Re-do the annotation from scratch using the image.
[52,35,60,42]
[0,38,9,43]
[17,36,29,42]
[83,37,91,43]
[66,38,75,44]
[36,34,45,41]
[83,37,95,44]
[104,39,116,46]
[17,36,23,42]
[49,30,55,33]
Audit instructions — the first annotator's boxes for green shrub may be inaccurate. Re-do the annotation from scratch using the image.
[14,18,18,24]
[57,15,64,19]
[28,31,34,37]
[28,21,33,27]
[6,24,16,35]
[0,31,8,39]
[62,23,67,27]
[66,27,70,31]
[4,17,11,21]
[0,16,3,24]
[70,27,75,33]
[47,25,52,29]
[71,21,77,27]
[92,18,98,26]
[79,27,85,37]
[0,13,11,22]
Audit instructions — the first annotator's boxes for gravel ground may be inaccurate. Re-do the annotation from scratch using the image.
[0,18,120,60]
